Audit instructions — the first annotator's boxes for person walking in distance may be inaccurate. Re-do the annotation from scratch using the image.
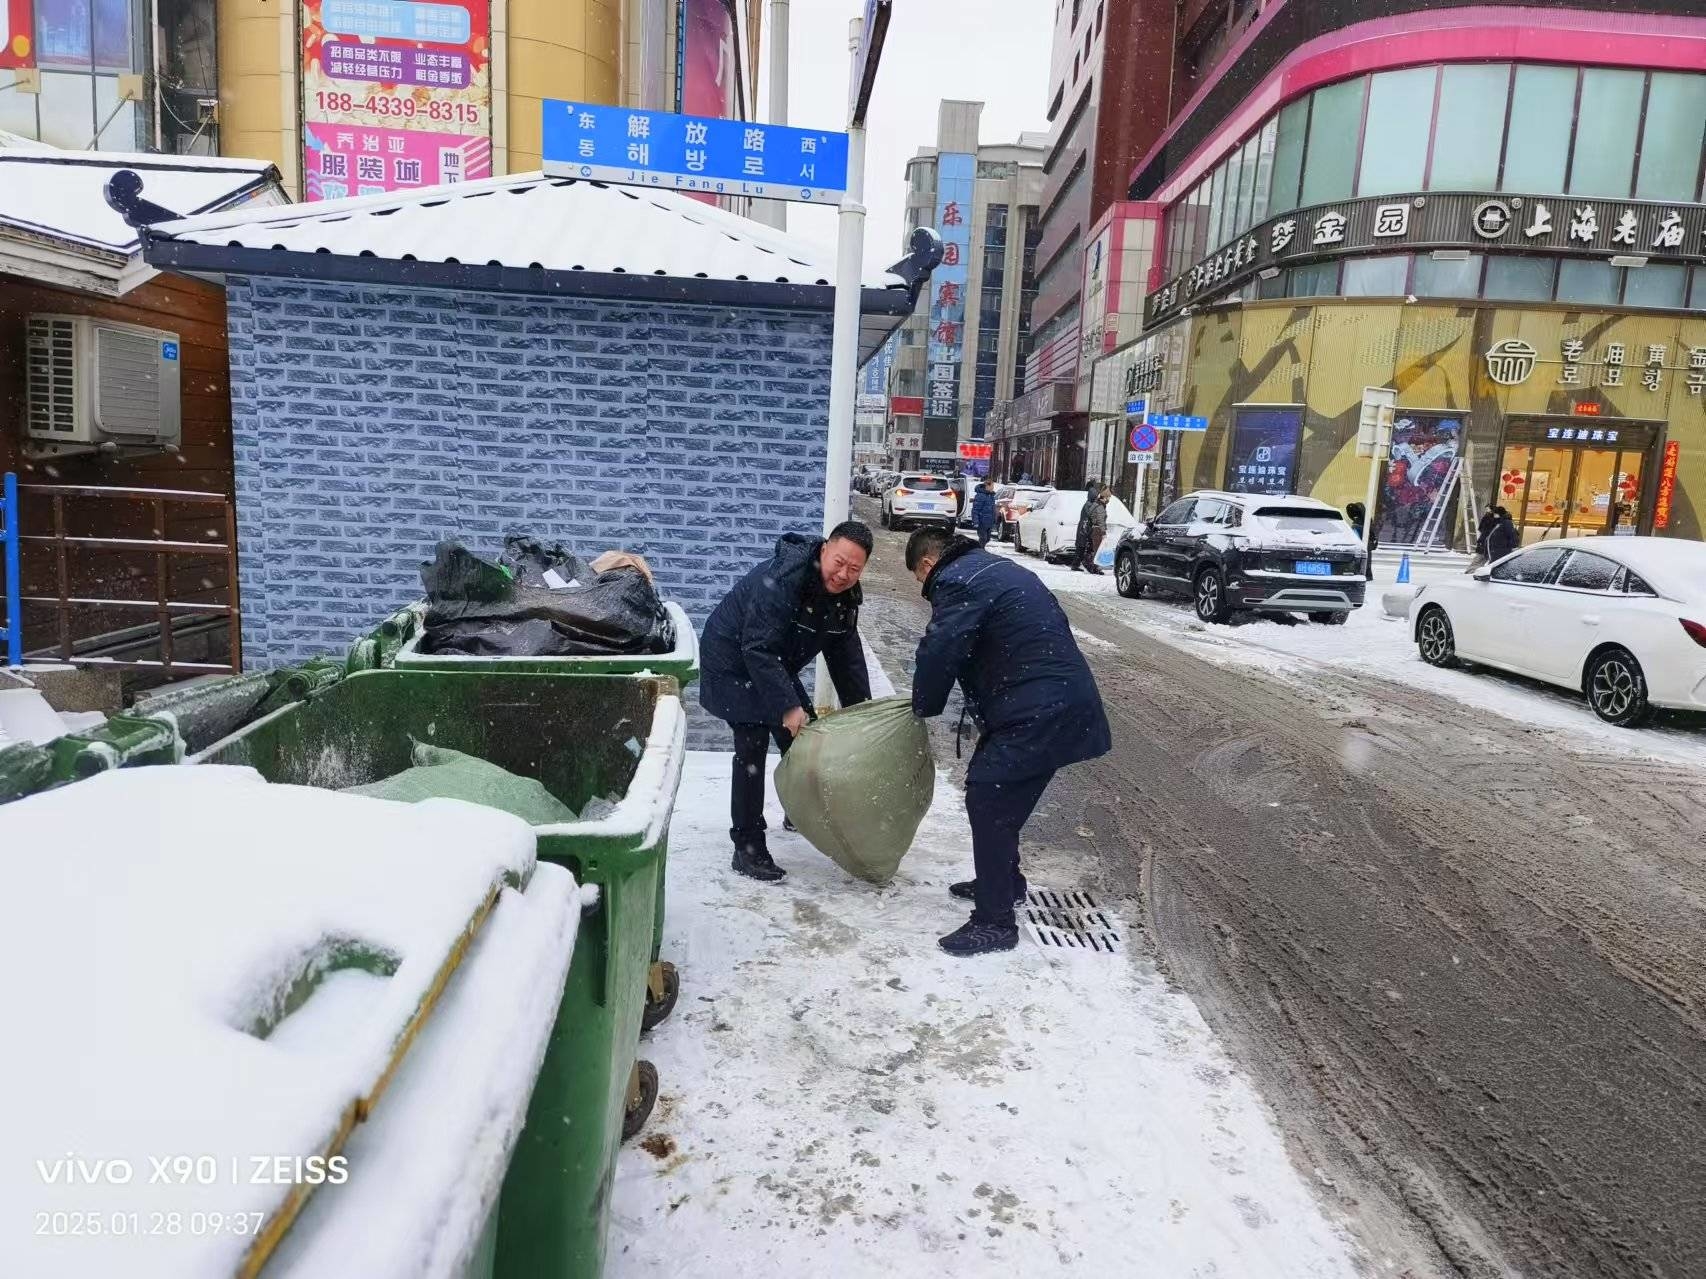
[970,474,999,547]
[698,523,874,882]
[1485,505,1519,563]
[1346,501,1376,582]
[904,525,1112,956]
[1079,483,1111,574]
[1072,478,1101,572]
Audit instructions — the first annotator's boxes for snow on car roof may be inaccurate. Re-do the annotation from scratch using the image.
[1547,536,1706,596]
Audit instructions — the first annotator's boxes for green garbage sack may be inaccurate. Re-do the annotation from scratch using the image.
[344,742,578,825]
[773,696,935,884]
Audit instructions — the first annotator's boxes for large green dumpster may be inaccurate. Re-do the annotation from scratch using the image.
[196,669,687,1279]
[382,601,698,1030]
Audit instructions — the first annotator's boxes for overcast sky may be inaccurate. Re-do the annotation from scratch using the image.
[763,1,1056,265]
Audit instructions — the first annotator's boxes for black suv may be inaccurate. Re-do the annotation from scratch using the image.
[1113,491,1367,624]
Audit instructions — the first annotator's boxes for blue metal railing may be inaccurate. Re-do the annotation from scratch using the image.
[1,472,19,667]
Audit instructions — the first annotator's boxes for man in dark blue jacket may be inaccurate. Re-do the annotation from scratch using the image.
[970,475,999,546]
[906,525,1111,956]
[700,523,874,881]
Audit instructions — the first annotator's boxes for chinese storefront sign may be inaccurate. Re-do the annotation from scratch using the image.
[1147,192,1706,327]
[2,0,33,68]
[1485,339,1706,399]
[541,102,849,204]
[923,151,974,437]
[301,0,492,201]
[1655,440,1680,530]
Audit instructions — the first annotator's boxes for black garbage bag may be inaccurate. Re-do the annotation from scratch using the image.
[498,535,597,591]
[420,567,675,657]
[421,540,514,604]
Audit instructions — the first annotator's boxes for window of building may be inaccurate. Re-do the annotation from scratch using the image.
[1555,258,1620,305]
[1287,261,1341,297]
[1622,263,1688,310]
[1073,52,1080,82]
[1247,118,1277,230]
[1413,252,1484,298]
[1095,2,1103,36]
[1341,254,1409,297]
[1502,65,1576,193]
[1484,255,1555,301]
[1084,25,1091,62]
[1692,266,1706,311]
[1269,97,1309,215]
[1299,76,1366,206]
[1358,67,1436,197]
[1188,178,1212,263]
[1636,73,1706,201]
[1235,133,1261,238]
[1430,63,1509,191]
[1218,144,1244,247]
[1207,163,1229,253]
[1568,69,1642,197]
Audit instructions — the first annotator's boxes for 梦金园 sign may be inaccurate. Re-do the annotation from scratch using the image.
[542,101,848,204]
[301,0,492,201]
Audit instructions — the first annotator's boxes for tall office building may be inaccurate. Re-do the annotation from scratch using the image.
[888,100,1044,475]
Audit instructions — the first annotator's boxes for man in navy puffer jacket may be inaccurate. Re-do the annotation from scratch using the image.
[700,523,873,881]
[905,525,1111,955]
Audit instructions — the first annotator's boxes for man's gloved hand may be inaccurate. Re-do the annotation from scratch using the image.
[783,706,810,738]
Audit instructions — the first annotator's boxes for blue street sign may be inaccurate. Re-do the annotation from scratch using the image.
[1125,398,1147,418]
[1154,414,1208,432]
[542,101,850,204]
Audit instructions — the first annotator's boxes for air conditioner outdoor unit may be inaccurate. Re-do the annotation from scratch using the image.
[24,314,182,449]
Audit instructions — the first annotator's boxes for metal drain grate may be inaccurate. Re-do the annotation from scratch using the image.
[1022,888,1122,953]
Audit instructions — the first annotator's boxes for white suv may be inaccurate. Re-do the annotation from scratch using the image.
[881,473,958,531]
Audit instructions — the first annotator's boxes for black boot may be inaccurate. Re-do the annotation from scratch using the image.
[949,877,1027,905]
[939,914,1019,956]
[783,815,797,833]
[732,841,786,882]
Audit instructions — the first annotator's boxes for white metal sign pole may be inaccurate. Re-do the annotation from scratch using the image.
[821,11,866,539]
[815,11,868,712]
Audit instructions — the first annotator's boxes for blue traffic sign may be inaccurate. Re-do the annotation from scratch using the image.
[542,101,850,204]
[1125,398,1147,418]
[1129,422,1158,452]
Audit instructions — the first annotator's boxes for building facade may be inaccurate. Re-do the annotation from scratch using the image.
[0,0,755,200]
[1096,1,1706,545]
[891,100,1043,475]
[987,0,1173,487]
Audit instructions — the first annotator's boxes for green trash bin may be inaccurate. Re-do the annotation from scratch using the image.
[382,601,699,1032]
[195,668,687,1279]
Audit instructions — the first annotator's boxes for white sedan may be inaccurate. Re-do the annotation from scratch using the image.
[1015,488,1136,566]
[1411,536,1706,726]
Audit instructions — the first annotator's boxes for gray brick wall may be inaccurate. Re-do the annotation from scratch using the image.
[225,276,834,686]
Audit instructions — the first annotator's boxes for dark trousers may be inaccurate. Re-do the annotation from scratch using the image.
[976,519,995,546]
[730,722,793,853]
[965,770,1055,924]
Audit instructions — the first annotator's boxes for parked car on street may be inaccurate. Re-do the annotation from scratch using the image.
[994,484,1053,542]
[1113,491,1366,624]
[1015,488,1136,564]
[880,473,958,530]
[1411,537,1706,727]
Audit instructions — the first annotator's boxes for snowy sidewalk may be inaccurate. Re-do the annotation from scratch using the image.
[607,754,1363,1275]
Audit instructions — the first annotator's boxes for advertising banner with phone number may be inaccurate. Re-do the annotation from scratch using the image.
[301,0,491,201]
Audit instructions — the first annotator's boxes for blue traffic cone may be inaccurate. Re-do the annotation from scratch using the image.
[1396,553,1412,585]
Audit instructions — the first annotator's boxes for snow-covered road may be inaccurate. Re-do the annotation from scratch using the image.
[608,752,1364,1277]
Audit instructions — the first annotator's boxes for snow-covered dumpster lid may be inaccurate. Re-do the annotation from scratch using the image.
[0,765,539,1279]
